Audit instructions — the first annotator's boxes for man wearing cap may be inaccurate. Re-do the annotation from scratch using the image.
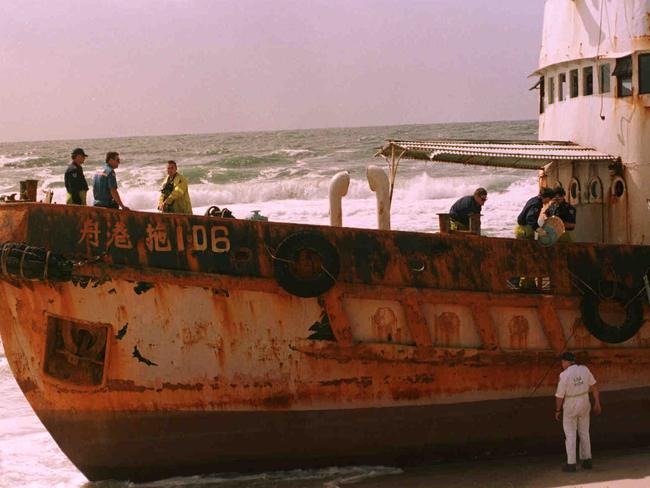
[545,187,577,242]
[515,187,556,240]
[555,351,602,472]
[64,148,89,205]
[448,187,487,231]
[93,152,129,210]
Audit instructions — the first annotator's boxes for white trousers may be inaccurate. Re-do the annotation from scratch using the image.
[562,396,591,464]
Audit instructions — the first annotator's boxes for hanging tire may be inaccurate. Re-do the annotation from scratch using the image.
[580,280,644,344]
[273,231,340,298]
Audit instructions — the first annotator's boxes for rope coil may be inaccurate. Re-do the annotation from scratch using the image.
[0,242,73,282]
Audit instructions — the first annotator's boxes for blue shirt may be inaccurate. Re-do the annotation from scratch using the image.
[449,195,482,227]
[517,196,543,230]
[93,164,118,206]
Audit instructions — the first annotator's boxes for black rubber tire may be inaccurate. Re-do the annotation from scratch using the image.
[580,280,644,344]
[273,232,340,298]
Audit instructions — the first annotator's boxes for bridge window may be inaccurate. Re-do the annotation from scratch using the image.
[570,69,579,97]
[568,178,581,205]
[612,177,626,200]
[588,177,603,203]
[613,56,632,97]
[559,73,566,101]
[599,63,611,93]
[548,76,555,104]
[539,76,545,114]
[639,54,650,94]
[583,66,594,95]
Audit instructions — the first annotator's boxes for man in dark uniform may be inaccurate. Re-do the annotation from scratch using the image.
[545,187,576,242]
[449,187,487,230]
[64,148,89,205]
[515,187,555,240]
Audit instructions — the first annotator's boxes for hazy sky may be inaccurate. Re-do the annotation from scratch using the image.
[0,1,544,142]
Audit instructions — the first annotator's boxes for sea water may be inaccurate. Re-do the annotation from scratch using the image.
[0,120,538,487]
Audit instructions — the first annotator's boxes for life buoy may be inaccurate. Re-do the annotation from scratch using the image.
[580,280,644,343]
[273,231,340,298]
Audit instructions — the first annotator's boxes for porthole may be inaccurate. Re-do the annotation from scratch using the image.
[588,177,603,203]
[612,177,626,199]
[568,178,580,205]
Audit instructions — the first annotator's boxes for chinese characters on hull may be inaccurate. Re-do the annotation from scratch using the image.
[79,218,231,254]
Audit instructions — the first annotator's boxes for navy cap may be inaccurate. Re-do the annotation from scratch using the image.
[560,351,575,362]
[71,148,88,158]
[541,187,556,199]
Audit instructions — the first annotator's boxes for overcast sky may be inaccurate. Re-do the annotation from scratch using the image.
[0,0,544,142]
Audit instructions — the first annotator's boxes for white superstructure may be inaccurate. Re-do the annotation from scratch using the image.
[537,0,650,244]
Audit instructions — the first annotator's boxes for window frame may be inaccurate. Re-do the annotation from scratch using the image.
[558,72,566,101]
[570,69,580,98]
[599,62,611,94]
[583,66,594,96]
[548,76,555,104]
[587,176,603,204]
[568,178,581,205]
[639,53,650,95]
[613,55,633,97]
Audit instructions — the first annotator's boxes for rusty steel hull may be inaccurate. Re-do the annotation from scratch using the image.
[35,386,650,481]
[1,203,650,481]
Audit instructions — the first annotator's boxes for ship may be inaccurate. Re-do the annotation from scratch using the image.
[1,0,650,482]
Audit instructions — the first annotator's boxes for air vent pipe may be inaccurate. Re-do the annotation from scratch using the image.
[329,171,350,227]
[367,165,391,230]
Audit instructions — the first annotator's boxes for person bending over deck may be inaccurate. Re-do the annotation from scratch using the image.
[555,352,601,472]
[449,188,487,231]
[158,160,193,214]
[93,152,129,210]
[545,187,576,242]
[64,148,89,205]
[515,187,555,240]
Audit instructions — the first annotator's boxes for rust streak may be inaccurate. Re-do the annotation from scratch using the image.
[322,288,354,346]
[538,297,568,354]
[319,376,372,387]
[403,291,432,346]
[470,302,499,350]
[161,382,204,391]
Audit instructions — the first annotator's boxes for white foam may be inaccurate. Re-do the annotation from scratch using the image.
[0,155,39,167]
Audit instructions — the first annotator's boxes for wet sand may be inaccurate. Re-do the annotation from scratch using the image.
[352,449,650,488]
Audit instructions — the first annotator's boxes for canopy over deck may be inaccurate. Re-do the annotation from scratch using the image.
[377,140,618,170]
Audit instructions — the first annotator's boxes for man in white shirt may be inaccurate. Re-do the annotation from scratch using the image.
[555,351,602,472]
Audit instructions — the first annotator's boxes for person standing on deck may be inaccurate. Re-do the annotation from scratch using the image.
[64,148,89,205]
[555,351,602,472]
[515,187,555,239]
[158,160,193,214]
[93,152,129,210]
[545,187,576,242]
[449,188,487,231]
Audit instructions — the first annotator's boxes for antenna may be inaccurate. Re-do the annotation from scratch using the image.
[597,0,605,121]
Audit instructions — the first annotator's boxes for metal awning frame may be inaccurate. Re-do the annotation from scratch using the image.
[375,139,619,205]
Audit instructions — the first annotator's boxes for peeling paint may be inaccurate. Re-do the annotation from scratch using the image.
[134,282,154,295]
[132,346,158,366]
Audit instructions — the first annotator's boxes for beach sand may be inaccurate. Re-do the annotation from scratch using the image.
[351,449,650,488]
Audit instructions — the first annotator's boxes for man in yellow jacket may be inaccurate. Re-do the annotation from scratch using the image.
[158,160,193,214]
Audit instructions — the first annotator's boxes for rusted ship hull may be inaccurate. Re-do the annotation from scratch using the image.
[37,387,650,481]
[1,203,649,481]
